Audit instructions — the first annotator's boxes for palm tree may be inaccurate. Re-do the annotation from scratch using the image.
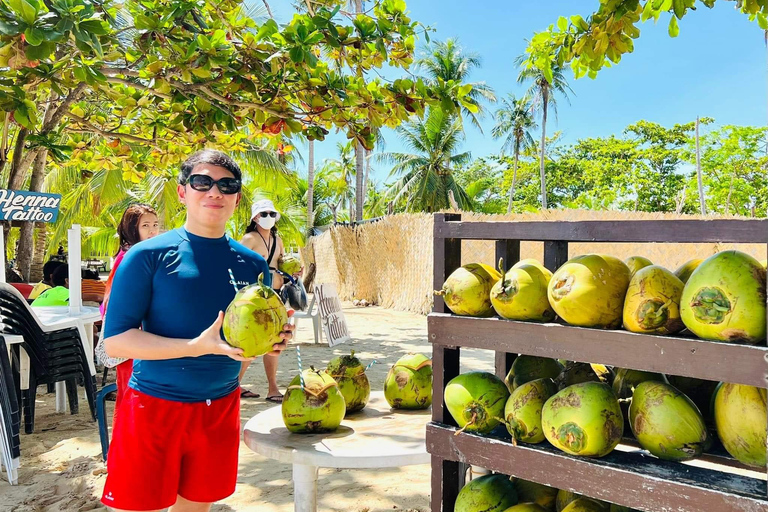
[325,141,357,221]
[492,94,537,213]
[516,59,573,209]
[418,38,496,131]
[379,108,473,212]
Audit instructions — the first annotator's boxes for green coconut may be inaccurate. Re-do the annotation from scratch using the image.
[548,254,631,329]
[446,372,510,434]
[513,258,548,271]
[223,273,289,357]
[514,480,558,511]
[491,259,556,322]
[761,259,767,269]
[282,368,346,433]
[612,369,668,428]
[674,258,704,284]
[326,350,370,413]
[629,381,708,461]
[542,382,623,458]
[456,474,518,512]
[562,499,610,512]
[624,256,653,277]
[714,383,767,468]
[680,251,767,344]
[278,254,302,276]
[505,356,563,392]
[505,378,558,444]
[503,505,548,512]
[622,266,685,335]
[556,493,608,512]
[384,353,433,410]
[436,263,501,317]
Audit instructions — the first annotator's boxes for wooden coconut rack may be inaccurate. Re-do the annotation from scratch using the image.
[428,213,768,512]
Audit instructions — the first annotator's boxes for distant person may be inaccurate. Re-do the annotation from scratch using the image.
[81,268,106,306]
[31,264,69,306]
[29,260,65,300]
[95,203,159,411]
[238,199,302,402]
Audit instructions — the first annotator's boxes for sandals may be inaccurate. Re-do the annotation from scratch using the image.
[265,394,284,403]
[240,388,261,399]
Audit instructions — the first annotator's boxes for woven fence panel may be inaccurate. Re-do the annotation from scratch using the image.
[307,210,766,315]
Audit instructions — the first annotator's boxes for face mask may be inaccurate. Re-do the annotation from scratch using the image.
[257,216,276,230]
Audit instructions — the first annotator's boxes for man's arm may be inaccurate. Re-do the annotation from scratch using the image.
[104,311,256,362]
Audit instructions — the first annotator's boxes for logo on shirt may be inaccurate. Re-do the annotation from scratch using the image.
[230,279,250,288]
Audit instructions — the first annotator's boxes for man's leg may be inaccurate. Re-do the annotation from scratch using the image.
[264,352,282,402]
[169,495,212,512]
[238,360,259,398]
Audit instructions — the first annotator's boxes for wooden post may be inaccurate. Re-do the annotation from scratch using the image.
[432,213,462,512]
[494,240,520,380]
[543,241,568,272]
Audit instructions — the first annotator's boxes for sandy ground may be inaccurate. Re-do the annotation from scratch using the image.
[0,303,494,512]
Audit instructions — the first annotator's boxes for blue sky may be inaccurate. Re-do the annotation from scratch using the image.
[268,1,766,183]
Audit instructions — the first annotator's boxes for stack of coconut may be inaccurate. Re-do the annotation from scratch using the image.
[454,473,638,511]
[437,252,767,471]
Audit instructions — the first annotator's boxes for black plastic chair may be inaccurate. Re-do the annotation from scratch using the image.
[0,285,96,433]
[0,335,20,484]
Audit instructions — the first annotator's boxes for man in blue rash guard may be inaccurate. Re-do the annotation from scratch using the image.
[100,149,294,512]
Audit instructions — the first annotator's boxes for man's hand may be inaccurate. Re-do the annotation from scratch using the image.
[190,311,255,362]
[269,309,295,356]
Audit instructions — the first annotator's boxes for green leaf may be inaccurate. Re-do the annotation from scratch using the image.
[289,46,304,63]
[79,19,108,36]
[557,16,568,32]
[8,0,37,25]
[570,15,589,32]
[668,16,679,37]
[0,19,20,36]
[304,31,324,45]
[13,107,31,128]
[23,27,43,46]
[24,40,53,60]
[672,0,685,19]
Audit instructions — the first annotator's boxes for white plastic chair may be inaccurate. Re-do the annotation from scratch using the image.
[292,293,321,344]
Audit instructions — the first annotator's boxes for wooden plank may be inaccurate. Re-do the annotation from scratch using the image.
[434,219,768,243]
[433,213,462,315]
[427,423,768,512]
[494,240,520,380]
[431,456,461,512]
[428,314,768,388]
[543,241,568,273]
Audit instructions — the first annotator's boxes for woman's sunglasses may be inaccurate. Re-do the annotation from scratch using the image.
[258,212,278,218]
[186,174,242,194]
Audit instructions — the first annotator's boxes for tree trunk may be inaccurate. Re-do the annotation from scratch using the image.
[307,140,315,232]
[16,149,48,280]
[725,175,734,215]
[539,88,549,210]
[355,142,364,221]
[363,149,371,202]
[695,116,706,214]
[506,146,520,214]
[30,223,46,282]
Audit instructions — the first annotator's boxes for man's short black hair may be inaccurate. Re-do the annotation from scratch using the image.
[178,150,242,185]
[52,264,68,287]
[42,260,64,283]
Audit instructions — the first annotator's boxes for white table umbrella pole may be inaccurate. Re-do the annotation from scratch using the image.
[67,224,81,314]
[292,464,318,512]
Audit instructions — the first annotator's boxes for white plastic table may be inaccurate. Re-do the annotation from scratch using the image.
[243,391,430,512]
[31,306,101,413]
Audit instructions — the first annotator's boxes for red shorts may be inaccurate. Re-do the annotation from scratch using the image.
[112,359,133,429]
[101,388,240,510]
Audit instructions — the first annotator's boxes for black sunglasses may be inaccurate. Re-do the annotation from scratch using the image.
[258,212,278,218]
[186,174,242,194]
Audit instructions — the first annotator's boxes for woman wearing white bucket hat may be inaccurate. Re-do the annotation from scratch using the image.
[238,199,288,402]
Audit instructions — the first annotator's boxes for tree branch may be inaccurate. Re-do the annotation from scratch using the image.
[263,0,275,18]
[105,76,173,99]
[66,114,159,146]
[43,82,87,134]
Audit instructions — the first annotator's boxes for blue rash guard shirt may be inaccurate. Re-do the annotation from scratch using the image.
[103,227,272,402]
